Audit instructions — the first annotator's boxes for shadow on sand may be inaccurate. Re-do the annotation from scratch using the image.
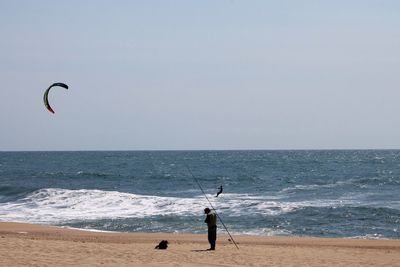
[191,249,214,252]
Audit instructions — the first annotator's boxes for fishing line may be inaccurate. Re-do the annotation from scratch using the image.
[185,166,239,250]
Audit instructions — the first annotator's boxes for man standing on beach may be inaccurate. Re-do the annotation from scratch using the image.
[204,207,217,250]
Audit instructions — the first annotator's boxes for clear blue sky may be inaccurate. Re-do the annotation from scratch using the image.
[1,1,399,150]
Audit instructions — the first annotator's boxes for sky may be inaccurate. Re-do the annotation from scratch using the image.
[1,0,399,150]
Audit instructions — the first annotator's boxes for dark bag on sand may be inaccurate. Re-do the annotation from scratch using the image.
[155,240,168,249]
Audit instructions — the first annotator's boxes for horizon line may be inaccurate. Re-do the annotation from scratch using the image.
[1,148,400,152]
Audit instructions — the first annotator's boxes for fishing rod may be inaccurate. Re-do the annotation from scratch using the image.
[186,166,239,250]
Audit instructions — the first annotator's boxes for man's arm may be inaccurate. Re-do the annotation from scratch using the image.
[204,215,210,224]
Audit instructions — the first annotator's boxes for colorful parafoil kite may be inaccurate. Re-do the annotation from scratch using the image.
[43,82,69,114]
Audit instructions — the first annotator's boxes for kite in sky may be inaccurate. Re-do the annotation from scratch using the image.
[43,82,69,114]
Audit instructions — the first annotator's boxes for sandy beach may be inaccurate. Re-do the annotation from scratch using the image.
[0,222,399,267]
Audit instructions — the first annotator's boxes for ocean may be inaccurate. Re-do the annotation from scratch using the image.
[0,150,399,239]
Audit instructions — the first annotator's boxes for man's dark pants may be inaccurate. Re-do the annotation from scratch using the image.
[208,226,217,249]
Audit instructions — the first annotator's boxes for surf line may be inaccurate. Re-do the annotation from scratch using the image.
[185,166,239,250]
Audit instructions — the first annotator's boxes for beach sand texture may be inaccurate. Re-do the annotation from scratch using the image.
[1,222,399,267]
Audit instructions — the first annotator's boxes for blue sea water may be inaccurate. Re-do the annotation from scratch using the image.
[0,150,399,239]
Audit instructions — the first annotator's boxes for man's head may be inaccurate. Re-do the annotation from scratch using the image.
[204,208,211,214]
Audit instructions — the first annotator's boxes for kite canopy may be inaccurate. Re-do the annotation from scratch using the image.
[43,82,69,114]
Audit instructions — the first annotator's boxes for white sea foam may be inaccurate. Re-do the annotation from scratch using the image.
[347,234,389,240]
[279,180,349,193]
[0,188,368,224]
[0,188,205,223]
[61,226,120,233]
[234,228,292,236]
